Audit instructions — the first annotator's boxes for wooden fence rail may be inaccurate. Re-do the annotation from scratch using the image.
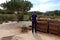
[36,19,60,36]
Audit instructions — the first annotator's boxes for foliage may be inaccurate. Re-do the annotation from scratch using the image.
[29,11,43,15]
[0,21,3,24]
[37,15,60,19]
[0,14,17,23]
[0,9,6,14]
[17,14,24,21]
[0,0,33,14]
[0,0,33,22]
[45,10,60,16]
[23,15,30,21]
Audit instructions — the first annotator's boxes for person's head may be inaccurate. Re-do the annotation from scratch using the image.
[32,11,36,14]
[32,11,35,13]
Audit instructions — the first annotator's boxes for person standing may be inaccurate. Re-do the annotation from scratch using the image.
[32,13,37,34]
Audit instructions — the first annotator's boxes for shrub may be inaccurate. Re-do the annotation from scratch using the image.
[0,14,17,23]
[21,27,28,33]
[0,14,4,23]
[0,21,3,24]
[3,14,17,22]
[17,14,24,21]
[23,15,30,21]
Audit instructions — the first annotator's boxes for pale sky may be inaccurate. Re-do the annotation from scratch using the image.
[0,0,60,12]
[28,0,60,12]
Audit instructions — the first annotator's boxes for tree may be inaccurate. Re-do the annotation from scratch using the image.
[45,11,55,16]
[54,10,60,16]
[0,0,33,14]
[0,0,33,21]
[29,11,43,15]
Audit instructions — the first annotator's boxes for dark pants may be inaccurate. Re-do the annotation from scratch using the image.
[32,21,37,33]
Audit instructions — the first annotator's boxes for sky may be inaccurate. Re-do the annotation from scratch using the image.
[0,0,60,12]
[28,0,60,12]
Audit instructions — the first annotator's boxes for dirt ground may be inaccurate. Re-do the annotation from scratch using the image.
[0,21,60,40]
[0,28,21,38]
[0,28,60,40]
[11,31,60,40]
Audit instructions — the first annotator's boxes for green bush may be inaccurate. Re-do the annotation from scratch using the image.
[0,14,4,23]
[23,15,29,21]
[3,14,17,22]
[0,14,17,23]
[0,21,3,24]
[17,14,24,21]
[0,14,25,22]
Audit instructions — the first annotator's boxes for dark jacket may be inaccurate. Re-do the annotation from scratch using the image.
[32,13,37,22]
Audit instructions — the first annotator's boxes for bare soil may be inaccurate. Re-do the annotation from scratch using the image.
[0,21,60,40]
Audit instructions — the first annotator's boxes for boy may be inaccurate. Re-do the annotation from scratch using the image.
[32,13,37,34]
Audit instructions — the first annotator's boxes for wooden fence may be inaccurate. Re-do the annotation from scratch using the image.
[36,19,60,36]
